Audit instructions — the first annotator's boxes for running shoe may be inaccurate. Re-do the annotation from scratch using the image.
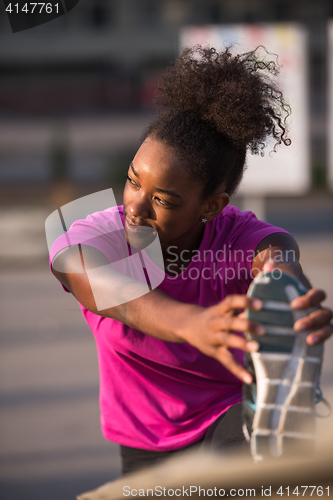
[242,270,324,461]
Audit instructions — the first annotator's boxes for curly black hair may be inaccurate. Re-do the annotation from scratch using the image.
[143,45,291,198]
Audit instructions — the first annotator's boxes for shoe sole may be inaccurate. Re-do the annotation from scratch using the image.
[243,271,323,461]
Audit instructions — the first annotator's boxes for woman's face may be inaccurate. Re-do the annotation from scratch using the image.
[123,137,227,254]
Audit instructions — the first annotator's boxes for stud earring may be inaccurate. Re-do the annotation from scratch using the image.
[201,217,208,223]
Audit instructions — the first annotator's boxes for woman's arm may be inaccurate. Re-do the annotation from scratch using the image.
[52,233,332,383]
[252,232,333,345]
[52,244,263,384]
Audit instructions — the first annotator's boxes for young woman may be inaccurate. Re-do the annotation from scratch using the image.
[50,46,333,473]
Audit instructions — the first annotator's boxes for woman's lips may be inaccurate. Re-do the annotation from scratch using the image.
[125,218,153,233]
[125,217,158,249]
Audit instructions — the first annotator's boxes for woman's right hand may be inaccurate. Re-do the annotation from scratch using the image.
[52,245,263,383]
[180,295,264,384]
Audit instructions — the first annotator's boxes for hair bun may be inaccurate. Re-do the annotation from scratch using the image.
[155,45,291,153]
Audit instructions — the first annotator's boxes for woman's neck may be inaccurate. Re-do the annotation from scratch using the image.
[162,223,206,276]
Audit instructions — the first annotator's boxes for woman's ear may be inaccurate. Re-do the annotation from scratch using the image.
[201,192,229,222]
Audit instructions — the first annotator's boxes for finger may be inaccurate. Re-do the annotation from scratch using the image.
[262,259,276,273]
[224,307,245,318]
[218,295,262,314]
[294,308,333,332]
[291,289,326,310]
[306,324,333,345]
[211,315,265,335]
[214,346,253,384]
[212,330,260,352]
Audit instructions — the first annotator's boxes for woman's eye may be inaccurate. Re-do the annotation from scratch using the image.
[154,197,171,207]
[126,175,138,187]
[126,177,172,207]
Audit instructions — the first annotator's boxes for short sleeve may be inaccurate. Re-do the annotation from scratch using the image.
[227,209,291,276]
[48,206,127,292]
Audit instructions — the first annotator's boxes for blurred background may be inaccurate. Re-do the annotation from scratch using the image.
[0,1,333,499]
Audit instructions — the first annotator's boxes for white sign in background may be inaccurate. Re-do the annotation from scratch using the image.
[180,24,310,196]
[328,20,333,192]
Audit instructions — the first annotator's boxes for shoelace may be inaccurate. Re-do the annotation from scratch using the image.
[244,383,257,414]
[245,384,331,417]
[314,385,332,418]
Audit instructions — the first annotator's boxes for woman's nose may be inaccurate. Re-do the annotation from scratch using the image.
[128,192,151,220]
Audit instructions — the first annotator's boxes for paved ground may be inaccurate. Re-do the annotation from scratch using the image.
[0,200,332,500]
[0,270,122,500]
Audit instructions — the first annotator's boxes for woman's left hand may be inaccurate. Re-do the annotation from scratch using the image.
[253,232,333,347]
[259,259,333,346]
[290,288,333,345]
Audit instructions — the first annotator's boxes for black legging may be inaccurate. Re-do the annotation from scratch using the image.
[120,403,249,474]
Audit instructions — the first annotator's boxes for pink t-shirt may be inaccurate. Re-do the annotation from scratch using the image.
[49,205,288,451]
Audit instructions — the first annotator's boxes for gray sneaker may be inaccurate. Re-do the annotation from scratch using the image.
[243,270,324,461]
